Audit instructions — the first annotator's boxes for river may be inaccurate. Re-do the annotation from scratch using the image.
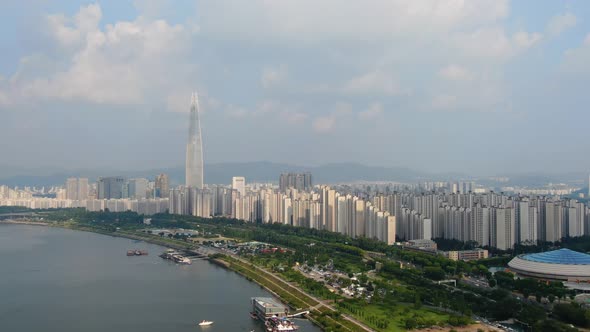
[0,224,322,332]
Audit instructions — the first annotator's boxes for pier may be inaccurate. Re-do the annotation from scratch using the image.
[159,250,192,264]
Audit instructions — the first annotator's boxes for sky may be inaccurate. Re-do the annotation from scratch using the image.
[1,0,589,176]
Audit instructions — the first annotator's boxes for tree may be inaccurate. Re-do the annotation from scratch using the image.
[488,278,497,288]
[414,294,422,309]
[553,303,590,327]
[424,266,446,281]
[517,304,545,326]
[404,317,417,329]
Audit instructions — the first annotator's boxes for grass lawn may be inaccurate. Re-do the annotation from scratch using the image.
[340,301,450,332]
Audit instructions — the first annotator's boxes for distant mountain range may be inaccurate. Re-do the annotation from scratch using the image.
[0,162,585,187]
[0,162,429,187]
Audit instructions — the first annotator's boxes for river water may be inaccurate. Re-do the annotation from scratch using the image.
[0,224,322,332]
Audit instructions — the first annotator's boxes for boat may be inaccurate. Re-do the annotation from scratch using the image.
[198,320,213,326]
[127,249,148,256]
[159,251,191,264]
[265,316,298,332]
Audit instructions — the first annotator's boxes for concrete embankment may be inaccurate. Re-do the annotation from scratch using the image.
[209,258,230,268]
[0,220,48,226]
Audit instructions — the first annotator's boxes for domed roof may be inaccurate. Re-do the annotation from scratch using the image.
[521,248,590,265]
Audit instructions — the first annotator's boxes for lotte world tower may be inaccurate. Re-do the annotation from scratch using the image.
[185,92,204,189]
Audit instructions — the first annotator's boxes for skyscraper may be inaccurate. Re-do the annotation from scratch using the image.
[186,92,204,189]
[232,176,246,198]
[65,177,88,200]
[155,173,169,198]
[125,178,149,199]
[97,177,126,199]
[279,173,312,192]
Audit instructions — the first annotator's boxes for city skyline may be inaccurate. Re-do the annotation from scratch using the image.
[3,173,588,251]
[1,1,590,174]
[4,2,590,330]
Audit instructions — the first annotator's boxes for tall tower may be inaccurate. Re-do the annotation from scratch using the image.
[186,92,204,189]
[155,173,169,198]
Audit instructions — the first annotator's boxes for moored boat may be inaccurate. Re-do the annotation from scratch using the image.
[265,316,298,332]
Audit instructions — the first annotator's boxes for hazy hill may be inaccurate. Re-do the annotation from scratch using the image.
[0,162,426,187]
[1,162,583,188]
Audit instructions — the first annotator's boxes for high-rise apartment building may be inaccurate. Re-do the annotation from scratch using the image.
[186,92,204,189]
[65,178,88,201]
[494,207,515,250]
[154,173,169,198]
[518,200,538,244]
[125,178,149,199]
[232,177,246,198]
[545,201,563,242]
[279,173,312,192]
[97,177,126,199]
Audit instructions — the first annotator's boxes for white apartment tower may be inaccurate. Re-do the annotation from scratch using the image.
[232,177,246,198]
[65,178,88,201]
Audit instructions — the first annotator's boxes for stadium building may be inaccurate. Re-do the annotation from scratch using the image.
[508,249,590,284]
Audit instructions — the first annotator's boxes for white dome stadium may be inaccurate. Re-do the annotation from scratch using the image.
[508,248,590,281]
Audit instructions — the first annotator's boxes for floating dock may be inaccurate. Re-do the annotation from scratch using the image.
[159,250,192,264]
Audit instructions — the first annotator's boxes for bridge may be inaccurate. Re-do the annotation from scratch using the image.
[287,311,310,318]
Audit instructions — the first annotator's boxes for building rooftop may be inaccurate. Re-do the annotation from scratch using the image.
[252,297,283,308]
[521,249,590,265]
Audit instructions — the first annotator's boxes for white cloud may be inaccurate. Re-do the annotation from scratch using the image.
[358,102,384,120]
[438,64,473,81]
[312,102,353,133]
[5,3,195,106]
[512,31,543,49]
[561,33,590,75]
[342,71,404,96]
[546,13,576,37]
[199,0,509,43]
[453,28,542,60]
[46,3,102,48]
[261,65,288,89]
[312,115,336,133]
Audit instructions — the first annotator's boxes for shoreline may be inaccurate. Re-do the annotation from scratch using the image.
[0,220,48,226]
[2,220,330,330]
[0,220,342,331]
[2,220,490,332]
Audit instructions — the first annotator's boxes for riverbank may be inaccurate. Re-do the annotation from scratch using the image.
[0,223,323,332]
[9,220,371,331]
[52,221,194,251]
[214,254,371,332]
[0,219,48,226]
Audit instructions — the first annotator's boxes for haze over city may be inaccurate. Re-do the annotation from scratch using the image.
[1,0,590,177]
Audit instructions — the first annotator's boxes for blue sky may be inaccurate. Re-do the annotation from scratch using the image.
[1,0,589,175]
